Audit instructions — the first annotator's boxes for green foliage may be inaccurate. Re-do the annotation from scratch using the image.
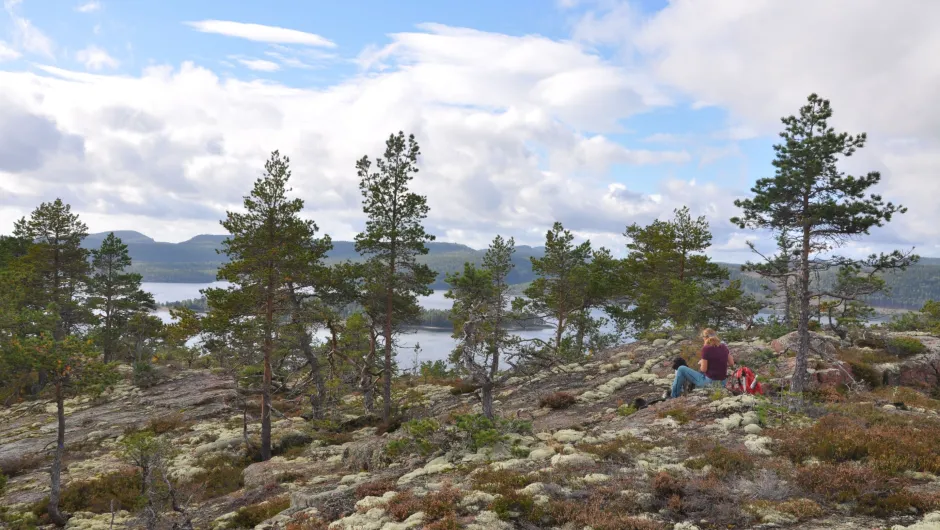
[848,361,881,389]
[515,223,617,360]
[452,413,530,451]
[619,207,758,332]
[418,360,453,380]
[732,94,916,392]
[886,336,927,357]
[617,404,638,417]
[385,418,440,457]
[0,471,7,495]
[87,232,156,363]
[446,235,521,417]
[230,498,290,529]
[58,470,145,513]
[132,361,161,389]
[192,454,249,499]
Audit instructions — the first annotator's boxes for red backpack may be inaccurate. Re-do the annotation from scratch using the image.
[728,366,764,395]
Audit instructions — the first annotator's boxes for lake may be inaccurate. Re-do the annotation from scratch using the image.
[143,282,586,368]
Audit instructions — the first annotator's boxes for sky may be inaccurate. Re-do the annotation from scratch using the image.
[0,0,938,263]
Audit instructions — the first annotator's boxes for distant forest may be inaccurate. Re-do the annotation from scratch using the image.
[88,231,940,310]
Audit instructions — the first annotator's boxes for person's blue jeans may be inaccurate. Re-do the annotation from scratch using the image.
[670,366,724,398]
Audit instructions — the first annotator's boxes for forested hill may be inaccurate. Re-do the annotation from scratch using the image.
[83,231,940,309]
[80,231,544,288]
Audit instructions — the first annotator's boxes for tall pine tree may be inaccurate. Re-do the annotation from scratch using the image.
[87,233,156,363]
[355,132,436,422]
[732,94,916,393]
[211,150,330,460]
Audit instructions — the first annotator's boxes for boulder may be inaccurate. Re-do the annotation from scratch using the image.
[771,331,840,358]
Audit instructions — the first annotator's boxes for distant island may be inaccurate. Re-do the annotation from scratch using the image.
[87,230,940,310]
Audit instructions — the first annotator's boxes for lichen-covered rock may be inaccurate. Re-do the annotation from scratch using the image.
[744,435,773,455]
[890,511,940,530]
[356,490,398,511]
[552,429,585,443]
[771,331,840,358]
[64,511,134,530]
[466,510,513,530]
[397,456,454,484]
[550,453,595,468]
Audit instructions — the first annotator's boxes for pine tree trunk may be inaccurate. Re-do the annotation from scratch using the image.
[48,382,68,527]
[261,278,274,461]
[480,382,494,420]
[791,225,812,394]
[383,258,395,423]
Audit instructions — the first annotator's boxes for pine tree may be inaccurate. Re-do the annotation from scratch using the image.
[13,199,93,342]
[354,131,436,422]
[212,150,329,461]
[446,235,519,418]
[12,199,97,525]
[619,207,738,332]
[87,233,156,363]
[515,222,602,359]
[732,93,917,393]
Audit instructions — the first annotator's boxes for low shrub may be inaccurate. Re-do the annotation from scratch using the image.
[0,471,7,495]
[471,468,532,496]
[886,336,927,357]
[386,485,462,523]
[193,453,250,499]
[747,498,823,521]
[847,361,881,389]
[547,487,663,530]
[0,453,46,477]
[449,380,480,395]
[490,490,538,521]
[452,414,530,451]
[776,414,940,475]
[285,511,330,530]
[617,404,638,417]
[424,516,460,530]
[656,406,693,425]
[385,418,439,458]
[274,432,314,455]
[684,446,754,478]
[147,412,187,434]
[230,497,290,529]
[795,462,938,516]
[132,361,161,388]
[355,478,397,499]
[651,471,684,499]
[59,469,145,514]
[577,436,653,464]
[539,391,577,410]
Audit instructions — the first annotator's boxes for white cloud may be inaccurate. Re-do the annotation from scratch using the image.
[0,41,20,61]
[75,1,101,13]
[4,0,55,59]
[570,0,940,255]
[0,24,690,248]
[230,56,280,72]
[185,20,336,48]
[75,45,119,70]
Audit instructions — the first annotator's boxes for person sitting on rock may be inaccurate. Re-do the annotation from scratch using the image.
[669,332,734,399]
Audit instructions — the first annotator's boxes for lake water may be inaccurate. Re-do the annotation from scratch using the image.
[143,282,580,368]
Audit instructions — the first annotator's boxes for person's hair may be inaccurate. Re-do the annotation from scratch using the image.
[705,336,721,347]
[701,328,717,339]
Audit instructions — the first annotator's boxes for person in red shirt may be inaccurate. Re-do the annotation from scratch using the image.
[669,331,734,399]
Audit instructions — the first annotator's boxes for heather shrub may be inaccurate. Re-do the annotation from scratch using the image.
[776,414,940,475]
[539,391,577,410]
[230,497,290,529]
[355,478,397,499]
[58,470,145,513]
[886,336,927,357]
[684,446,754,478]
